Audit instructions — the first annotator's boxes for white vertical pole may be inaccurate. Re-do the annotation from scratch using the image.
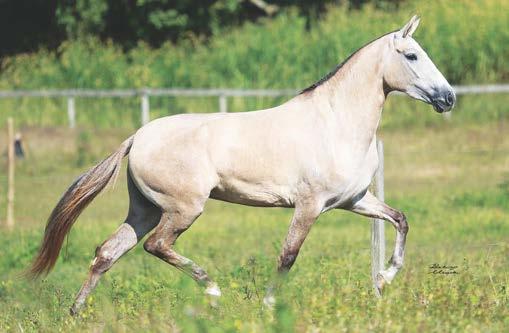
[141,92,150,125]
[6,117,15,229]
[219,95,227,113]
[371,140,385,298]
[67,97,76,129]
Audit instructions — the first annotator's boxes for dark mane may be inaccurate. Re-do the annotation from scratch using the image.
[299,31,396,95]
[300,53,357,94]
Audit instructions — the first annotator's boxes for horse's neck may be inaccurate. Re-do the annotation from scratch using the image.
[311,38,387,150]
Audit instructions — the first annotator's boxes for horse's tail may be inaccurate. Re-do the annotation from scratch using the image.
[28,135,135,278]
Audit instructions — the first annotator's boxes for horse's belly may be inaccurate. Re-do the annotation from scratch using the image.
[317,175,370,211]
[210,179,294,207]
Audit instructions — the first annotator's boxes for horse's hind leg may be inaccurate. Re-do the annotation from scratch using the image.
[143,201,221,297]
[70,173,161,315]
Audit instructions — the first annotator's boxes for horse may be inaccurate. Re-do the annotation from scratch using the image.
[29,15,455,314]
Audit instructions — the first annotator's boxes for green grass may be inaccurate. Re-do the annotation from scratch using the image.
[0,104,508,332]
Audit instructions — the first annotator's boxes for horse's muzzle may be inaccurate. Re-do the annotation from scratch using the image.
[432,89,456,113]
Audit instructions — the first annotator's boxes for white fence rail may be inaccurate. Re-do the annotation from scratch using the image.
[0,84,508,127]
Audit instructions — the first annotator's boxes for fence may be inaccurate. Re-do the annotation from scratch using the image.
[1,84,509,127]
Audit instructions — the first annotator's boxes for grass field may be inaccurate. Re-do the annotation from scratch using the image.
[0,99,508,332]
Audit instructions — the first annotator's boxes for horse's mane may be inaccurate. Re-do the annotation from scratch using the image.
[300,31,396,95]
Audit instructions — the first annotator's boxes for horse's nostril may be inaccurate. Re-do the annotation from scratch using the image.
[445,91,455,106]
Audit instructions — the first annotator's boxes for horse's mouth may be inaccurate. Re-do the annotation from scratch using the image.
[432,100,446,113]
[431,99,452,113]
[411,85,451,113]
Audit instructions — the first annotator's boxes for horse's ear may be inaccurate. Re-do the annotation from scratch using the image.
[399,15,420,38]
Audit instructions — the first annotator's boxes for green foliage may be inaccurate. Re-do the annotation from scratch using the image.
[72,0,399,47]
[56,0,109,39]
[2,0,508,89]
[1,0,355,56]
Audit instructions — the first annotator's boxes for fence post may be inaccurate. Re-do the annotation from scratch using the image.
[6,117,15,228]
[219,95,227,113]
[371,139,385,297]
[67,97,76,128]
[141,91,150,125]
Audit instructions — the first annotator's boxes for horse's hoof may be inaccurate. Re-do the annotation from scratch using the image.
[205,283,221,308]
[205,283,222,297]
[207,295,220,308]
[263,294,276,309]
[375,273,388,296]
[69,305,79,316]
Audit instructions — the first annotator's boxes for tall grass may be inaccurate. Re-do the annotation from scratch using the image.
[0,0,508,127]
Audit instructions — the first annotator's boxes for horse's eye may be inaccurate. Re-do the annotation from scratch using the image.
[405,53,418,61]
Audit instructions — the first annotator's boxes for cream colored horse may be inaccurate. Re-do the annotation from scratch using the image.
[30,15,455,314]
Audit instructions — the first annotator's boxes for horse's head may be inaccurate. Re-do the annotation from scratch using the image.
[383,15,455,113]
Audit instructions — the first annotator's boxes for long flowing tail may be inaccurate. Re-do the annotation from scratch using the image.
[28,135,134,278]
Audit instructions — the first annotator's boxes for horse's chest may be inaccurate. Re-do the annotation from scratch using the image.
[318,143,379,209]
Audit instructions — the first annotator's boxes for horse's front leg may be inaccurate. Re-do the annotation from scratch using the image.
[346,191,409,293]
[263,201,321,307]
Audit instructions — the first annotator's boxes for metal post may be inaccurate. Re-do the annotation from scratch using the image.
[371,140,385,297]
[219,95,227,113]
[141,92,150,125]
[67,97,76,128]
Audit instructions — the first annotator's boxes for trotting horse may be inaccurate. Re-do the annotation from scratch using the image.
[30,16,455,314]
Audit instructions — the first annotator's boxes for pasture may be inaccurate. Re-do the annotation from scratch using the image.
[0,95,508,332]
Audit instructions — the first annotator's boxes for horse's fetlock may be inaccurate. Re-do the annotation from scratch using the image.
[389,255,404,269]
[399,222,409,234]
[91,253,113,273]
[278,251,298,272]
[396,212,408,233]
